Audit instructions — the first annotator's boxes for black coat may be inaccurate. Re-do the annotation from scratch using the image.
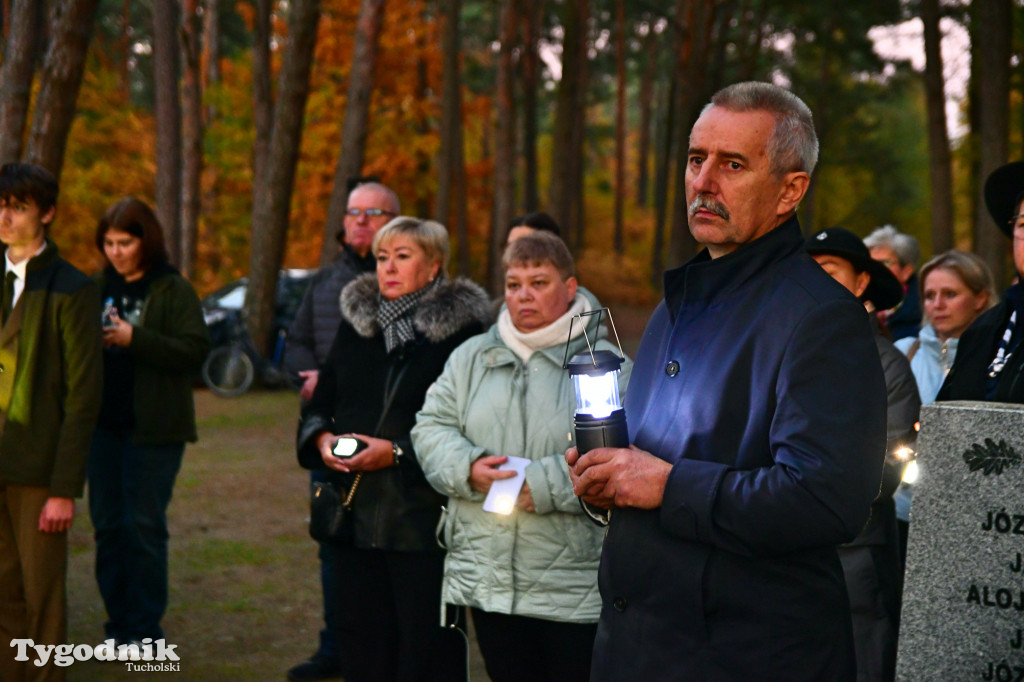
[838,330,919,682]
[593,217,887,682]
[284,244,376,374]
[297,274,491,551]
[886,273,921,342]
[938,284,1024,403]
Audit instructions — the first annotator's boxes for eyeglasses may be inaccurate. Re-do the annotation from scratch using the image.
[346,208,395,218]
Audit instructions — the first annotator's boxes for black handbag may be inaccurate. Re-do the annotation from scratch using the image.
[309,474,362,545]
[307,362,408,546]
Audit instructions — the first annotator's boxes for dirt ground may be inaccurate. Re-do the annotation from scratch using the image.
[62,303,656,681]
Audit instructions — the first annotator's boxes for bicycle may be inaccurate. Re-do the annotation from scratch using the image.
[201,309,293,397]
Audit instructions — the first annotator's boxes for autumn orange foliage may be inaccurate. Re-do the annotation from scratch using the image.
[49,0,659,308]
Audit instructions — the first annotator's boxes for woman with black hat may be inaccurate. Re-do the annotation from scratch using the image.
[937,161,1024,403]
[806,227,922,682]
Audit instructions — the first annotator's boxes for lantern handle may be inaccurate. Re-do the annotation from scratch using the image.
[561,307,626,369]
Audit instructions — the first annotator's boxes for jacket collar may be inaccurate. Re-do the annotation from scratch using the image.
[664,215,803,316]
[479,286,611,368]
[339,243,377,273]
[340,273,492,342]
[8,238,59,276]
[917,323,957,354]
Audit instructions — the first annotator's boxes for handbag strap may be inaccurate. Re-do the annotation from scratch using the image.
[342,360,410,508]
[906,338,920,362]
[343,473,363,506]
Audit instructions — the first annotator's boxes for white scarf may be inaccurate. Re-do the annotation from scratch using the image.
[497,293,591,362]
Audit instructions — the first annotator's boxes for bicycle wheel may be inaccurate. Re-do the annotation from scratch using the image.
[202,345,255,397]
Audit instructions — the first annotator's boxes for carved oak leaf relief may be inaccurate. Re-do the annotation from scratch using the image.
[962,438,1022,476]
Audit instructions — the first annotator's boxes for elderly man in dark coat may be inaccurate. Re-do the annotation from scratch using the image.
[567,82,887,681]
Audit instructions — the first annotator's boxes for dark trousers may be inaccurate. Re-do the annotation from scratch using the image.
[334,547,465,682]
[87,427,184,641]
[471,608,597,682]
[311,469,340,662]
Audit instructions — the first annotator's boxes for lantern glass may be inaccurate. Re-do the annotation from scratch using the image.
[573,369,621,419]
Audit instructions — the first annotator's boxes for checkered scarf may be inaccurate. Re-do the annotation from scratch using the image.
[376,278,439,354]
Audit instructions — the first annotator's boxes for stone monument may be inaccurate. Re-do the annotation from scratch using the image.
[897,401,1024,681]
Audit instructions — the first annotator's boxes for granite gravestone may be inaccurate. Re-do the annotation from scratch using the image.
[897,402,1024,682]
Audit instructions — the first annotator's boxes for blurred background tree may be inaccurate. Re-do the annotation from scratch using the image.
[0,0,1015,355]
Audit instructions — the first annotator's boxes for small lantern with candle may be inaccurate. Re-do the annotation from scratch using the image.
[563,309,629,455]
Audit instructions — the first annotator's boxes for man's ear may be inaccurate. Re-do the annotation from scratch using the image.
[777,171,810,216]
[41,205,55,227]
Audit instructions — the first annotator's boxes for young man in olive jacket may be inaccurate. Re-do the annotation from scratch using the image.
[0,163,103,682]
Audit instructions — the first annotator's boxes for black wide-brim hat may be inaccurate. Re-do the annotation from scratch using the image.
[984,160,1024,237]
[805,227,904,311]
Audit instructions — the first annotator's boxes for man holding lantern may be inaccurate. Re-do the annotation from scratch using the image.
[567,82,887,681]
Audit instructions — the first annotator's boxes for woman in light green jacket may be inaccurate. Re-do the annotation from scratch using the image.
[412,232,631,682]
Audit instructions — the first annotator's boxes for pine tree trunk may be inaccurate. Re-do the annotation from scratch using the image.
[921,0,954,255]
[119,0,131,95]
[152,0,183,265]
[635,28,657,207]
[245,0,321,356]
[251,0,272,196]
[650,73,675,290]
[613,0,626,254]
[519,0,541,212]
[180,0,203,278]
[973,0,1011,286]
[320,0,386,266]
[204,0,221,121]
[489,0,517,295]
[668,0,710,267]
[0,0,41,164]
[550,0,588,248]
[435,0,470,276]
[23,0,100,181]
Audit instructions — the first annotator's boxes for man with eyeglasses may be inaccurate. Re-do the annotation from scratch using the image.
[284,179,400,682]
[938,161,1024,403]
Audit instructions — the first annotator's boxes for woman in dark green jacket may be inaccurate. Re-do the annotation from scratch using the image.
[88,197,210,649]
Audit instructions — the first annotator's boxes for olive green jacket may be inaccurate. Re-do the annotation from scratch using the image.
[96,266,210,445]
[0,240,103,498]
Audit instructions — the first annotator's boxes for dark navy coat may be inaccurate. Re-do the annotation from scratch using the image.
[593,217,888,682]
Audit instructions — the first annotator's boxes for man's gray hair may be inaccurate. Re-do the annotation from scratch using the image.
[704,81,819,177]
[863,224,920,268]
[349,181,401,214]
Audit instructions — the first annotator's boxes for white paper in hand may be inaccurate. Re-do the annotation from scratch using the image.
[482,456,531,515]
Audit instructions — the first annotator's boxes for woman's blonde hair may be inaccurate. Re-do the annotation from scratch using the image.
[372,216,450,272]
[919,250,999,310]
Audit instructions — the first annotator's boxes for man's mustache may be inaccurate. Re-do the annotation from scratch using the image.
[689,195,730,221]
